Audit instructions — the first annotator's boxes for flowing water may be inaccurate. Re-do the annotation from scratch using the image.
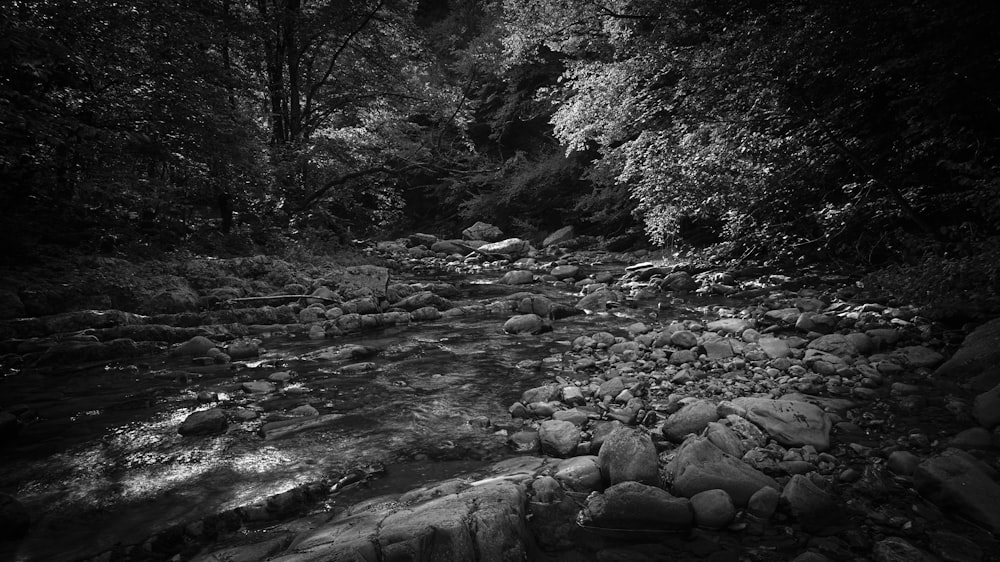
[0,263,710,561]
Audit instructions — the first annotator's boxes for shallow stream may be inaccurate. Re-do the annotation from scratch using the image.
[0,263,712,561]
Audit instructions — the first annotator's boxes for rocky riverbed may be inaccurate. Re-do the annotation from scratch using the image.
[2,226,1000,561]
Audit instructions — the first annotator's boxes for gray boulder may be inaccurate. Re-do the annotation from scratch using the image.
[662,399,719,442]
[554,456,603,493]
[731,397,832,451]
[462,221,504,242]
[500,270,534,285]
[478,238,532,258]
[539,420,580,458]
[667,436,779,506]
[690,489,736,530]
[503,314,546,335]
[598,427,659,486]
[178,408,228,436]
[580,481,692,529]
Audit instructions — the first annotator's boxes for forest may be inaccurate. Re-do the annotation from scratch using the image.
[2,0,999,315]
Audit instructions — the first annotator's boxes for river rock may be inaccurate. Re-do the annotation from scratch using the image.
[503,314,546,335]
[543,226,575,247]
[598,427,659,486]
[780,474,844,533]
[575,288,621,312]
[662,399,719,442]
[242,380,275,394]
[508,430,540,453]
[0,494,30,540]
[408,233,438,247]
[806,334,857,360]
[178,408,228,436]
[395,291,453,311]
[522,384,560,404]
[431,239,469,255]
[670,330,699,348]
[170,335,217,356]
[581,481,692,529]
[690,489,736,529]
[893,345,945,369]
[887,450,921,476]
[796,312,837,334]
[972,382,1000,429]
[765,307,801,324]
[935,317,1000,391]
[707,318,751,334]
[411,306,441,321]
[462,221,504,242]
[539,420,580,458]
[667,436,779,505]
[704,421,747,457]
[701,339,734,360]
[478,238,532,258]
[913,448,1000,533]
[518,296,553,317]
[747,485,781,520]
[731,397,832,451]
[226,340,259,360]
[758,336,791,359]
[550,265,580,280]
[500,270,534,285]
[662,271,697,292]
[554,456,603,492]
[279,477,529,561]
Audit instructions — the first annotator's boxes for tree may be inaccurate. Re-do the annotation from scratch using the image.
[501,0,1000,261]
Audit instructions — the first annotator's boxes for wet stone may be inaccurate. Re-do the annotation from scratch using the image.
[242,380,276,394]
[178,408,228,436]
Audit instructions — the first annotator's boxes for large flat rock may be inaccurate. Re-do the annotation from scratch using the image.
[731,397,832,451]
